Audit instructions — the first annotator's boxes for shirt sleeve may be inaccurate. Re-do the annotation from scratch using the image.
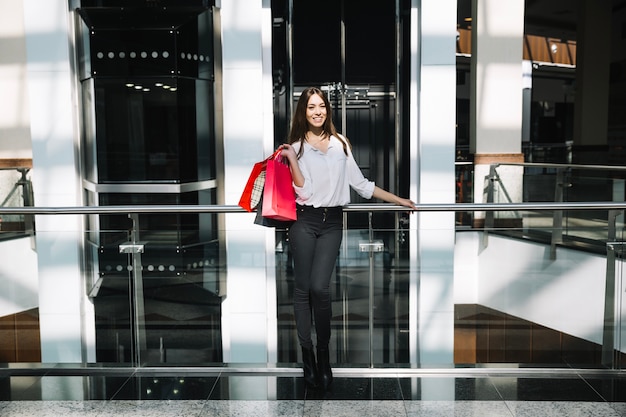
[346,146,375,199]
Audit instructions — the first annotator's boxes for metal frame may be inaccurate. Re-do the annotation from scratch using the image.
[2,201,626,215]
[1,364,624,379]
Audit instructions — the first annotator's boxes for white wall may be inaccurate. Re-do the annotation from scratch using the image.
[455,231,612,346]
[0,237,38,317]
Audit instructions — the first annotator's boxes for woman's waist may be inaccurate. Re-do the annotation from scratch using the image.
[296,204,344,214]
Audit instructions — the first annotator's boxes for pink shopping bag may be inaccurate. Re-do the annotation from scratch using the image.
[261,151,297,221]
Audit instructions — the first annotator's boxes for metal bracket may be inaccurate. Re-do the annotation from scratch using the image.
[88,277,104,299]
[119,242,146,254]
[359,240,384,253]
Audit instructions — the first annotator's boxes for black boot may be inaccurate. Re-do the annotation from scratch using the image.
[317,347,333,390]
[301,346,319,388]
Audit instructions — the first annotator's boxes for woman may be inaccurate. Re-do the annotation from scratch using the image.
[280,87,415,390]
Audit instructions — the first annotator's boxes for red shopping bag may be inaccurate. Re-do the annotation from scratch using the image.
[238,149,281,212]
[261,152,297,221]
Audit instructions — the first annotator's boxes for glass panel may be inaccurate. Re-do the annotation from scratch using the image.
[75,3,216,184]
[292,0,340,84]
[92,226,223,365]
[344,0,396,84]
[86,77,215,183]
[2,204,625,370]
[276,212,411,367]
[610,212,626,370]
[481,165,626,253]
[97,192,217,246]
[0,168,34,237]
[89,192,222,364]
[455,207,626,368]
[76,4,213,80]
[292,0,397,84]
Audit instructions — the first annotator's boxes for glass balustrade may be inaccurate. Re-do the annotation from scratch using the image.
[482,163,626,254]
[0,168,34,240]
[0,204,624,373]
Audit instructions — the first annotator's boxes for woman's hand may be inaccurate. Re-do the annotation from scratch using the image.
[396,197,417,210]
[372,186,417,211]
[279,144,297,163]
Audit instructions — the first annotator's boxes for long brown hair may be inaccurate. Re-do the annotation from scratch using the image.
[288,87,349,158]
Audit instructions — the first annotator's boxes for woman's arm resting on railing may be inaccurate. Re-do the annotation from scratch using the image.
[371,186,416,210]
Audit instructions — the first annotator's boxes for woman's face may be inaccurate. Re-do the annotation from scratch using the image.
[305,93,327,130]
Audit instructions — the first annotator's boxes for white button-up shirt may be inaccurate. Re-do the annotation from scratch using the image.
[292,135,375,207]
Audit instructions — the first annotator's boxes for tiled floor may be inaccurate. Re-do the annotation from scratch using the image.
[0,367,625,416]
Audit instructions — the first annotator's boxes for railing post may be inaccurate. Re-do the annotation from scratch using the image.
[602,210,622,368]
[551,168,567,259]
[119,213,147,366]
[482,164,497,247]
[358,211,384,368]
[19,168,35,235]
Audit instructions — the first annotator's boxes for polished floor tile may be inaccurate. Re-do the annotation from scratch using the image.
[585,377,626,402]
[1,372,626,417]
[112,376,218,400]
[1,375,130,401]
[305,377,404,400]
[491,377,605,402]
[208,376,306,400]
[399,377,503,401]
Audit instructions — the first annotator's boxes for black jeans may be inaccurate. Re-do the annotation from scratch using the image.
[288,205,343,350]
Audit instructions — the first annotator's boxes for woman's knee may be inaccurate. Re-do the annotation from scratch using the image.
[310,283,330,302]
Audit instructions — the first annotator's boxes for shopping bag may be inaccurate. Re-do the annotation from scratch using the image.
[261,152,297,221]
[238,149,280,212]
[254,192,294,228]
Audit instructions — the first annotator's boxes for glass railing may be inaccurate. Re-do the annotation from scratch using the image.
[466,163,626,255]
[0,168,34,239]
[0,202,624,373]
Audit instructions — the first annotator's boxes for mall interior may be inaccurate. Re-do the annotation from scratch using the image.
[1,0,626,415]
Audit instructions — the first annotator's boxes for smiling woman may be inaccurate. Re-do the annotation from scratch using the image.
[276,86,415,390]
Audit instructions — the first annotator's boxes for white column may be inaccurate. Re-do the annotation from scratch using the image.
[23,0,95,362]
[470,0,525,223]
[411,0,457,367]
[0,0,33,160]
[220,0,276,363]
[407,0,457,401]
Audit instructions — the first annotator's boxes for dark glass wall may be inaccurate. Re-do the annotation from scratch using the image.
[73,1,222,364]
[76,3,215,183]
[272,0,412,366]
[87,77,214,183]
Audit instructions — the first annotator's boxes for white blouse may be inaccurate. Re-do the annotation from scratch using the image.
[292,135,375,207]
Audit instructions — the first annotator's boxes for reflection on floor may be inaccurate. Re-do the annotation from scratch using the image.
[0,369,625,416]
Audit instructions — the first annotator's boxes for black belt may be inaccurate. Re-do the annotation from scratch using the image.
[296,204,343,213]
[296,204,343,222]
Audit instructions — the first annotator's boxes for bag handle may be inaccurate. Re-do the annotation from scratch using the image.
[270,147,287,164]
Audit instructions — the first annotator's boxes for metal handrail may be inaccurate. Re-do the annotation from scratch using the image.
[1,201,626,215]
[493,162,626,171]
